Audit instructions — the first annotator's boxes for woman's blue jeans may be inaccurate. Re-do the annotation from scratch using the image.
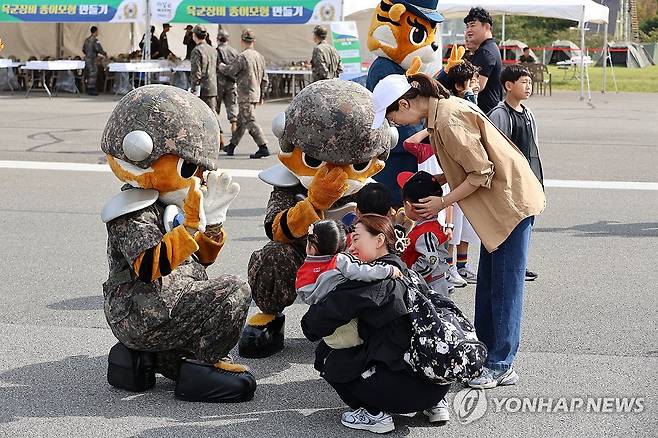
[475,216,534,371]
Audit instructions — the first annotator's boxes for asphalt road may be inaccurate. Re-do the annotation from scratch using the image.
[0,90,656,438]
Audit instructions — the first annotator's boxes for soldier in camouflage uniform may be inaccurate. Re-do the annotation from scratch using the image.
[190,25,223,148]
[216,29,239,135]
[239,79,398,358]
[82,26,106,95]
[218,29,270,159]
[101,84,256,402]
[310,25,343,83]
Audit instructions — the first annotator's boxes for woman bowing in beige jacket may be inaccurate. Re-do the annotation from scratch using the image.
[370,73,545,390]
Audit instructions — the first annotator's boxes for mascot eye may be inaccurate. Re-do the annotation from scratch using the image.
[177,158,198,179]
[408,18,428,45]
[351,161,371,173]
[302,153,324,169]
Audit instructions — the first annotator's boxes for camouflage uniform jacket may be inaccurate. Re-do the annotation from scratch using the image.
[190,41,218,96]
[82,35,106,60]
[216,43,238,85]
[103,201,212,337]
[311,42,343,82]
[220,48,268,103]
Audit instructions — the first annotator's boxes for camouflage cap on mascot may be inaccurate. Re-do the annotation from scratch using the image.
[276,79,394,165]
[101,85,221,170]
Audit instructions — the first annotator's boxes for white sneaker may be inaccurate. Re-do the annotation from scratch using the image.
[468,367,519,389]
[447,265,467,288]
[458,265,478,284]
[341,408,395,434]
[423,398,450,422]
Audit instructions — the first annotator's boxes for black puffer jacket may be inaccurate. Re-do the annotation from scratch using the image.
[301,254,413,383]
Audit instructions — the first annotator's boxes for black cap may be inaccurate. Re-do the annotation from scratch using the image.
[398,171,443,203]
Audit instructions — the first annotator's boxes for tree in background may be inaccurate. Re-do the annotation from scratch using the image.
[638,0,658,42]
[490,15,604,51]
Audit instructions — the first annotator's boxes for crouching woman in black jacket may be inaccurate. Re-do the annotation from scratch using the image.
[301,214,450,434]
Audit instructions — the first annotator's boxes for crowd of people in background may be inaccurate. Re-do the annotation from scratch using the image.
[76,23,342,160]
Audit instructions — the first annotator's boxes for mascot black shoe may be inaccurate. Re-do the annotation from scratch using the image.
[174,358,257,403]
[107,342,156,392]
[238,313,285,358]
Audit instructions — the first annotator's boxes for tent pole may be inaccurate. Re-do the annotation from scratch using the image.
[437,21,443,70]
[580,6,586,101]
[502,14,506,60]
[144,0,151,84]
[56,23,63,59]
[602,22,608,93]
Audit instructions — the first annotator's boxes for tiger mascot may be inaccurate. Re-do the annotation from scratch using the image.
[365,0,444,207]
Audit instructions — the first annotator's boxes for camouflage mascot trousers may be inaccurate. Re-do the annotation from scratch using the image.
[105,271,251,380]
[247,240,305,314]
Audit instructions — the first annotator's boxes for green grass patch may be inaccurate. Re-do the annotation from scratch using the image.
[546,64,658,93]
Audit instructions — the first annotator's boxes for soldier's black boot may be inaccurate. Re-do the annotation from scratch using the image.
[107,342,156,392]
[174,358,256,403]
[238,313,285,358]
[87,87,98,96]
[249,145,270,159]
[224,143,236,156]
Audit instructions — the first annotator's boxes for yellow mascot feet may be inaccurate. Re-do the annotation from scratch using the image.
[214,358,249,374]
[239,313,285,358]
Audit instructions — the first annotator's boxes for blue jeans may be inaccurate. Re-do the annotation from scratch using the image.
[475,216,534,371]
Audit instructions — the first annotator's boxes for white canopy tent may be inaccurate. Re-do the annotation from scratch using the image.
[344,0,610,99]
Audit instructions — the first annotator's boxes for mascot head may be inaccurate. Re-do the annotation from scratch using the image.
[367,0,444,70]
[101,85,221,207]
[272,79,397,197]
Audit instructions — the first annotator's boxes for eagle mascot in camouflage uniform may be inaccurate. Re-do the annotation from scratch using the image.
[100,85,256,403]
[240,79,398,358]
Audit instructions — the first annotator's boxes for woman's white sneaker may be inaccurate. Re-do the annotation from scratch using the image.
[468,367,519,389]
[341,408,395,434]
[423,398,450,422]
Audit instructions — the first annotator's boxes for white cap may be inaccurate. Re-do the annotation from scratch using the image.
[371,74,412,129]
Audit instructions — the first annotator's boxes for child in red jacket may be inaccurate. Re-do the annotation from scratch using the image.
[295,219,401,348]
[397,171,451,296]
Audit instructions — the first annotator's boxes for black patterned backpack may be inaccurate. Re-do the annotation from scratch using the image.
[401,269,488,384]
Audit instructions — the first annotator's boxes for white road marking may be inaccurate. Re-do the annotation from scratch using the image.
[0,160,260,178]
[120,393,146,401]
[1,160,657,191]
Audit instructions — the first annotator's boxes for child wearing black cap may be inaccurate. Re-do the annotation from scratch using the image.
[398,171,451,296]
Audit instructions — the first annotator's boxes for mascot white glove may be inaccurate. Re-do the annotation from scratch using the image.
[201,171,240,226]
